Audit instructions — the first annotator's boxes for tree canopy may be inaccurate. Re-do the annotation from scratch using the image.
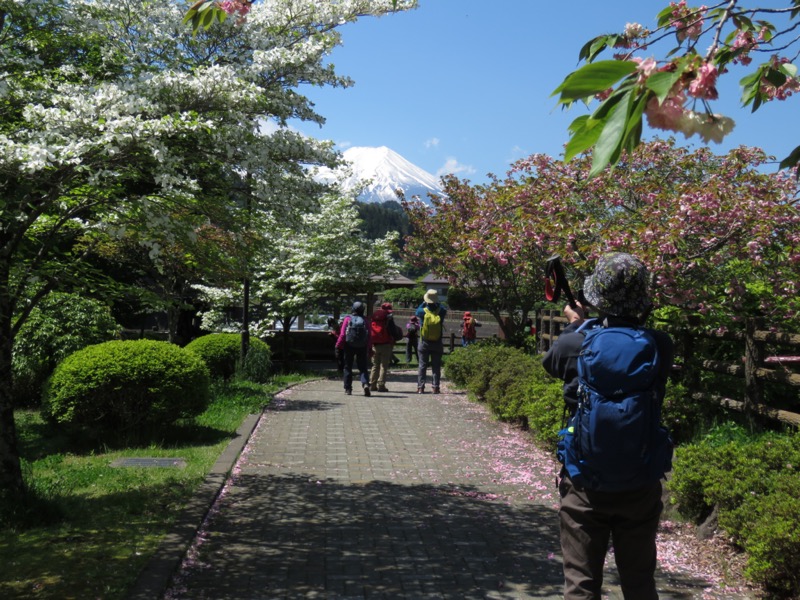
[404,140,799,336]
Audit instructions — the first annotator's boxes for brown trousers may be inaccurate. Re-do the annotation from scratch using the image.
[559,475,663,600]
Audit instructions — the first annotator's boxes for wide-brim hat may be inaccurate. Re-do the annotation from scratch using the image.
[424,289,438,304]
[583,252,652,318]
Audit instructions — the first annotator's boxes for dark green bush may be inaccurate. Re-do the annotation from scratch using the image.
[13,292,120,407]
[519,359,566,451]
[444,343,565,449]
[43,339,210,437]
[669,425,800,595]
[184,333,240,381]
[483,351,537,421]
[241,337,273,383]
[740,472,800,596]
[184,333,272,382]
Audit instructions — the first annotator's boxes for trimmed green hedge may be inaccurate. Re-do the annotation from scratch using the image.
[184,333,272,383]
[43,339,210,437]
[669,424,800,596]
[443,340,564,449]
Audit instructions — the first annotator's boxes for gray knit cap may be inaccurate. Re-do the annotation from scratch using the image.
[583,253,651,317]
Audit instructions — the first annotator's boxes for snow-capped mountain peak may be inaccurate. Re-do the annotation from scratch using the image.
[317,146,442,204]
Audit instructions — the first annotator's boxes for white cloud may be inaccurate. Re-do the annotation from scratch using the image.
[436,157,476,178]
[507,145,528,164]
[425,137,440,148]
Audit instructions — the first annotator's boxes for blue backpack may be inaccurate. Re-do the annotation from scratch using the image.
[345,315,368,348]
[557,319,673,492]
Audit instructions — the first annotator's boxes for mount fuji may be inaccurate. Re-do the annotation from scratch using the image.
[316,146,443,204]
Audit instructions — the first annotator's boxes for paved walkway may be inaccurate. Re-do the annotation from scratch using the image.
[133,371,756,599]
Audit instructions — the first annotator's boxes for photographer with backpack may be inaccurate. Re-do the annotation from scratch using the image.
[415,289,447,394]
[542,253,674,600]
[335,301,372,396]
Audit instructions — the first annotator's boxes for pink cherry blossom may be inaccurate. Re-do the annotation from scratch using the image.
[688,62,719,100]
[644,91,687,131]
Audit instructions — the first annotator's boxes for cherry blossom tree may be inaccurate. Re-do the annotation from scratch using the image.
[554,2,800,176]
[402,176,551,346]
[403,141,798,338]
[504,140,800,327]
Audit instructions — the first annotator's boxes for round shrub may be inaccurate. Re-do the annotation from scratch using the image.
[43,339,210,436]
[13,292,120,407]
[184,333,240,381]
[184,333,271,382]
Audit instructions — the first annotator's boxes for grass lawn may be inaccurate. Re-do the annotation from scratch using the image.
[0,373,314,599]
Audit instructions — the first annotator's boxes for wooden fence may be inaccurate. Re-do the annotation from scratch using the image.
[536,310,800,428]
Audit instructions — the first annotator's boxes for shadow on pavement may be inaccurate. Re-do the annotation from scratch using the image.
[168,473,564,599]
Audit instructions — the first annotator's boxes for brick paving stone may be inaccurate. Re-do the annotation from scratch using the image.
[156,371,757,600]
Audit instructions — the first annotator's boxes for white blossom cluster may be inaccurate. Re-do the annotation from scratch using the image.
[0,0,414,349]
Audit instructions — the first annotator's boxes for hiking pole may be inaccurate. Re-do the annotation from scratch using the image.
[544,255,579,310]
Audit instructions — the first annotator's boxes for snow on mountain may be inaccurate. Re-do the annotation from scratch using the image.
[316,146,443,204]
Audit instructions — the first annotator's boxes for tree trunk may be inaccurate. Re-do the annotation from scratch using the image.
[241,277,250,368]
[0,259,25,502]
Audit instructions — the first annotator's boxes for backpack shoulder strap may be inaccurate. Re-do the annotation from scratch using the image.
[575,317,601,335]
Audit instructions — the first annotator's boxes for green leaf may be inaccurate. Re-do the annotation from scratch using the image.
[780,62,798,79]
[552,60,638,102]
[202,8,215,29]
[578,35,621,63]
[563,116,604,162]
[778,145,800,172]
[740,69,764,108]
[622,93,647,153]
[645,70,682,103]
[657,5,676,27]
[590,89,634,177]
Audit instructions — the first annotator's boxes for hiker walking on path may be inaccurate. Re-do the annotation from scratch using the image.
[405,314,420,364]
[416,288,447,394]
[542,252,674,600]
[335,301,372,396]
[461,310,481,346]
[369,301,399,392]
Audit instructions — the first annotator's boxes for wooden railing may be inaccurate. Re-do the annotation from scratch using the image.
[536,310,800,428]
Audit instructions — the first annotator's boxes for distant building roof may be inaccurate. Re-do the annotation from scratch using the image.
[420,273,449,285]
[370,274,417,288]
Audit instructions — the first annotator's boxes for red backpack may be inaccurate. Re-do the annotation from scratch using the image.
[462,317,477,340]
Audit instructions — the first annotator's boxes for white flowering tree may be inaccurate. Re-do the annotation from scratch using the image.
[0,0,414,504]
[553,2,800,177]
[255,192,400,363]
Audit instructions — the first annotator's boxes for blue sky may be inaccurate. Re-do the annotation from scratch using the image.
[292,0,798,184]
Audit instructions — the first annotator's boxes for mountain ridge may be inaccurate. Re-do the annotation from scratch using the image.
[316,145,442,204]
